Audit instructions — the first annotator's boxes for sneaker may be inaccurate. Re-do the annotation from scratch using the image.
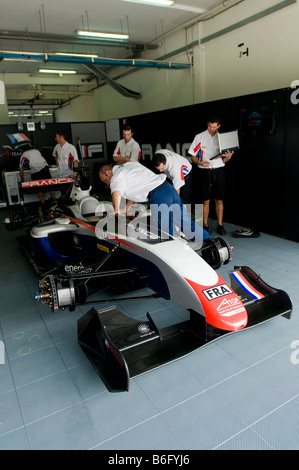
[203,224,212,235]
[217,224,226,235]
[233,228,260,238]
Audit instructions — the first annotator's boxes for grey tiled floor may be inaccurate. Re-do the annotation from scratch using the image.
[0,212,298,450]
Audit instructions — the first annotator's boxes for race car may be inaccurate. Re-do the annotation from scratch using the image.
[26,170,292,392]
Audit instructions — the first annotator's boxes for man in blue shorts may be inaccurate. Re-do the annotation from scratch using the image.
[99,162,211,243]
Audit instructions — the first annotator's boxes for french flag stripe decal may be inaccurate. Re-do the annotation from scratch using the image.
[7,133,30,143]
[231,271,265,300]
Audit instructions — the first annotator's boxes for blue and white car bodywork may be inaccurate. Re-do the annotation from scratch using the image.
[30,179,292,392]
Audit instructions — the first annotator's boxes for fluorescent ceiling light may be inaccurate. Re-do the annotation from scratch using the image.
[77,30,129,40]
[1,50,44,56]
[171,3,206,13]
[39,69,76,74]
[54,52,98,58]
[121,0,205,11]
[122,0,175,6]
[3,58,42,63]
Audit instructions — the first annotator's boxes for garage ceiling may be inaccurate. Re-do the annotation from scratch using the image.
[0,0,239,116]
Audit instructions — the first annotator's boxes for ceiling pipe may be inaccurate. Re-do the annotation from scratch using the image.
[0,29,158,51]
[84,63,142,99]
[0,52,190,70]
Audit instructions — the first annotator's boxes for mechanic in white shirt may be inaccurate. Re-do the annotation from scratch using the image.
[113,125,142,164]
[99,162,210,243]
[153,149,192,204]
[53,130,79,178]
[19,147,56,204]
[188,117,233,235]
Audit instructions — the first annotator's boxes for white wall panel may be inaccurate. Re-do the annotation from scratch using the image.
[54,0,299,121]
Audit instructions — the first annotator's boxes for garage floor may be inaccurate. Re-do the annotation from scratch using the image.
[0,210,298,450]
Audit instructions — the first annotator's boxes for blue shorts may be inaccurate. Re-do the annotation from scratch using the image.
[148,181,210,242]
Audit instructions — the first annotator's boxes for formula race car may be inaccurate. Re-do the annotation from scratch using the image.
[18,170,292,392]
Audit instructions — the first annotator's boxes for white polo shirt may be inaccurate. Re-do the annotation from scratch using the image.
[110,162,166,202]
[20,149,48,173]
[188,129,224,169]
[113,138,141,162]
[53,142,79,177]
[156,149,192,190]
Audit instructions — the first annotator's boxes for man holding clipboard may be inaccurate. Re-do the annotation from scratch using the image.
[188,117,236,235]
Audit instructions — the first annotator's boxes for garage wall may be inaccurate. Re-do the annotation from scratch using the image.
[52,1,299,242]
[55,0,299,122]
[116,86,299,243]
[197,0,299,103]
